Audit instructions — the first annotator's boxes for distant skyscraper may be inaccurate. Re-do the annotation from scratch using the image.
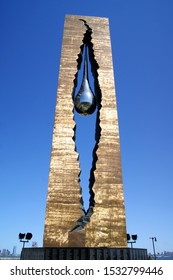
[2,249,10,257]
[12,246,17,256]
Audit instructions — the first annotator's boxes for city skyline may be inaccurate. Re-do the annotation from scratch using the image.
[0,0,173,254]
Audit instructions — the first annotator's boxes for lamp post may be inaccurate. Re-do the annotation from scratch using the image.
[127,234,138,248]
[19,232,33,248]
[150,237,157,260]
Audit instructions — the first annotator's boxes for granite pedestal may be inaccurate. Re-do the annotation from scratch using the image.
[21,247,147,260]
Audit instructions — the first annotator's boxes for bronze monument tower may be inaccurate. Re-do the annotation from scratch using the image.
[43,15,127,249]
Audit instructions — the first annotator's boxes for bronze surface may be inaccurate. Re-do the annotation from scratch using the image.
[43,15,127,247]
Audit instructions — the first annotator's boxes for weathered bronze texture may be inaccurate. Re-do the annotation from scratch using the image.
[43,15,127,248]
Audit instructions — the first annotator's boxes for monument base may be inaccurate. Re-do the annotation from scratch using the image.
[21,247,147,260]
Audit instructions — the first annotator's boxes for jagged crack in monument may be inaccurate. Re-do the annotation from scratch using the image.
[21,15,147,260]
[43,15,127,248]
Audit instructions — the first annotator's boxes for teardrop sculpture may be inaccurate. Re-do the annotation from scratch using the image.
[74,45,96,116]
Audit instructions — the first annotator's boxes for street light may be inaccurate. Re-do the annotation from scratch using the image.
[19,232,33,248]
[127,233,138,248]
[150,237,157,260]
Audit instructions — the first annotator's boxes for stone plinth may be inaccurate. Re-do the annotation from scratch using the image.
[21,247,147,260]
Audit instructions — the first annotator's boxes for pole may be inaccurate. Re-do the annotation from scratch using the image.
[150,237,157,260]
[20,240,28,248]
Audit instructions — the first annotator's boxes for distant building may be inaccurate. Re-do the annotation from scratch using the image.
[12,246,17,256]
[2,249,10,257]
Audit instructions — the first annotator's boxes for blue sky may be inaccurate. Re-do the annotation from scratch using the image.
[0,0,173,255]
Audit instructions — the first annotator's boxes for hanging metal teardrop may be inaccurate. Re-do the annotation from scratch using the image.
[74,45,96,116]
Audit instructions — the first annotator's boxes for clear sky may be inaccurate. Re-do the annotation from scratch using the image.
[0,0,173,255]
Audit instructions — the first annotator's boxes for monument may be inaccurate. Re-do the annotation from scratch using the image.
[21,15,147,260]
